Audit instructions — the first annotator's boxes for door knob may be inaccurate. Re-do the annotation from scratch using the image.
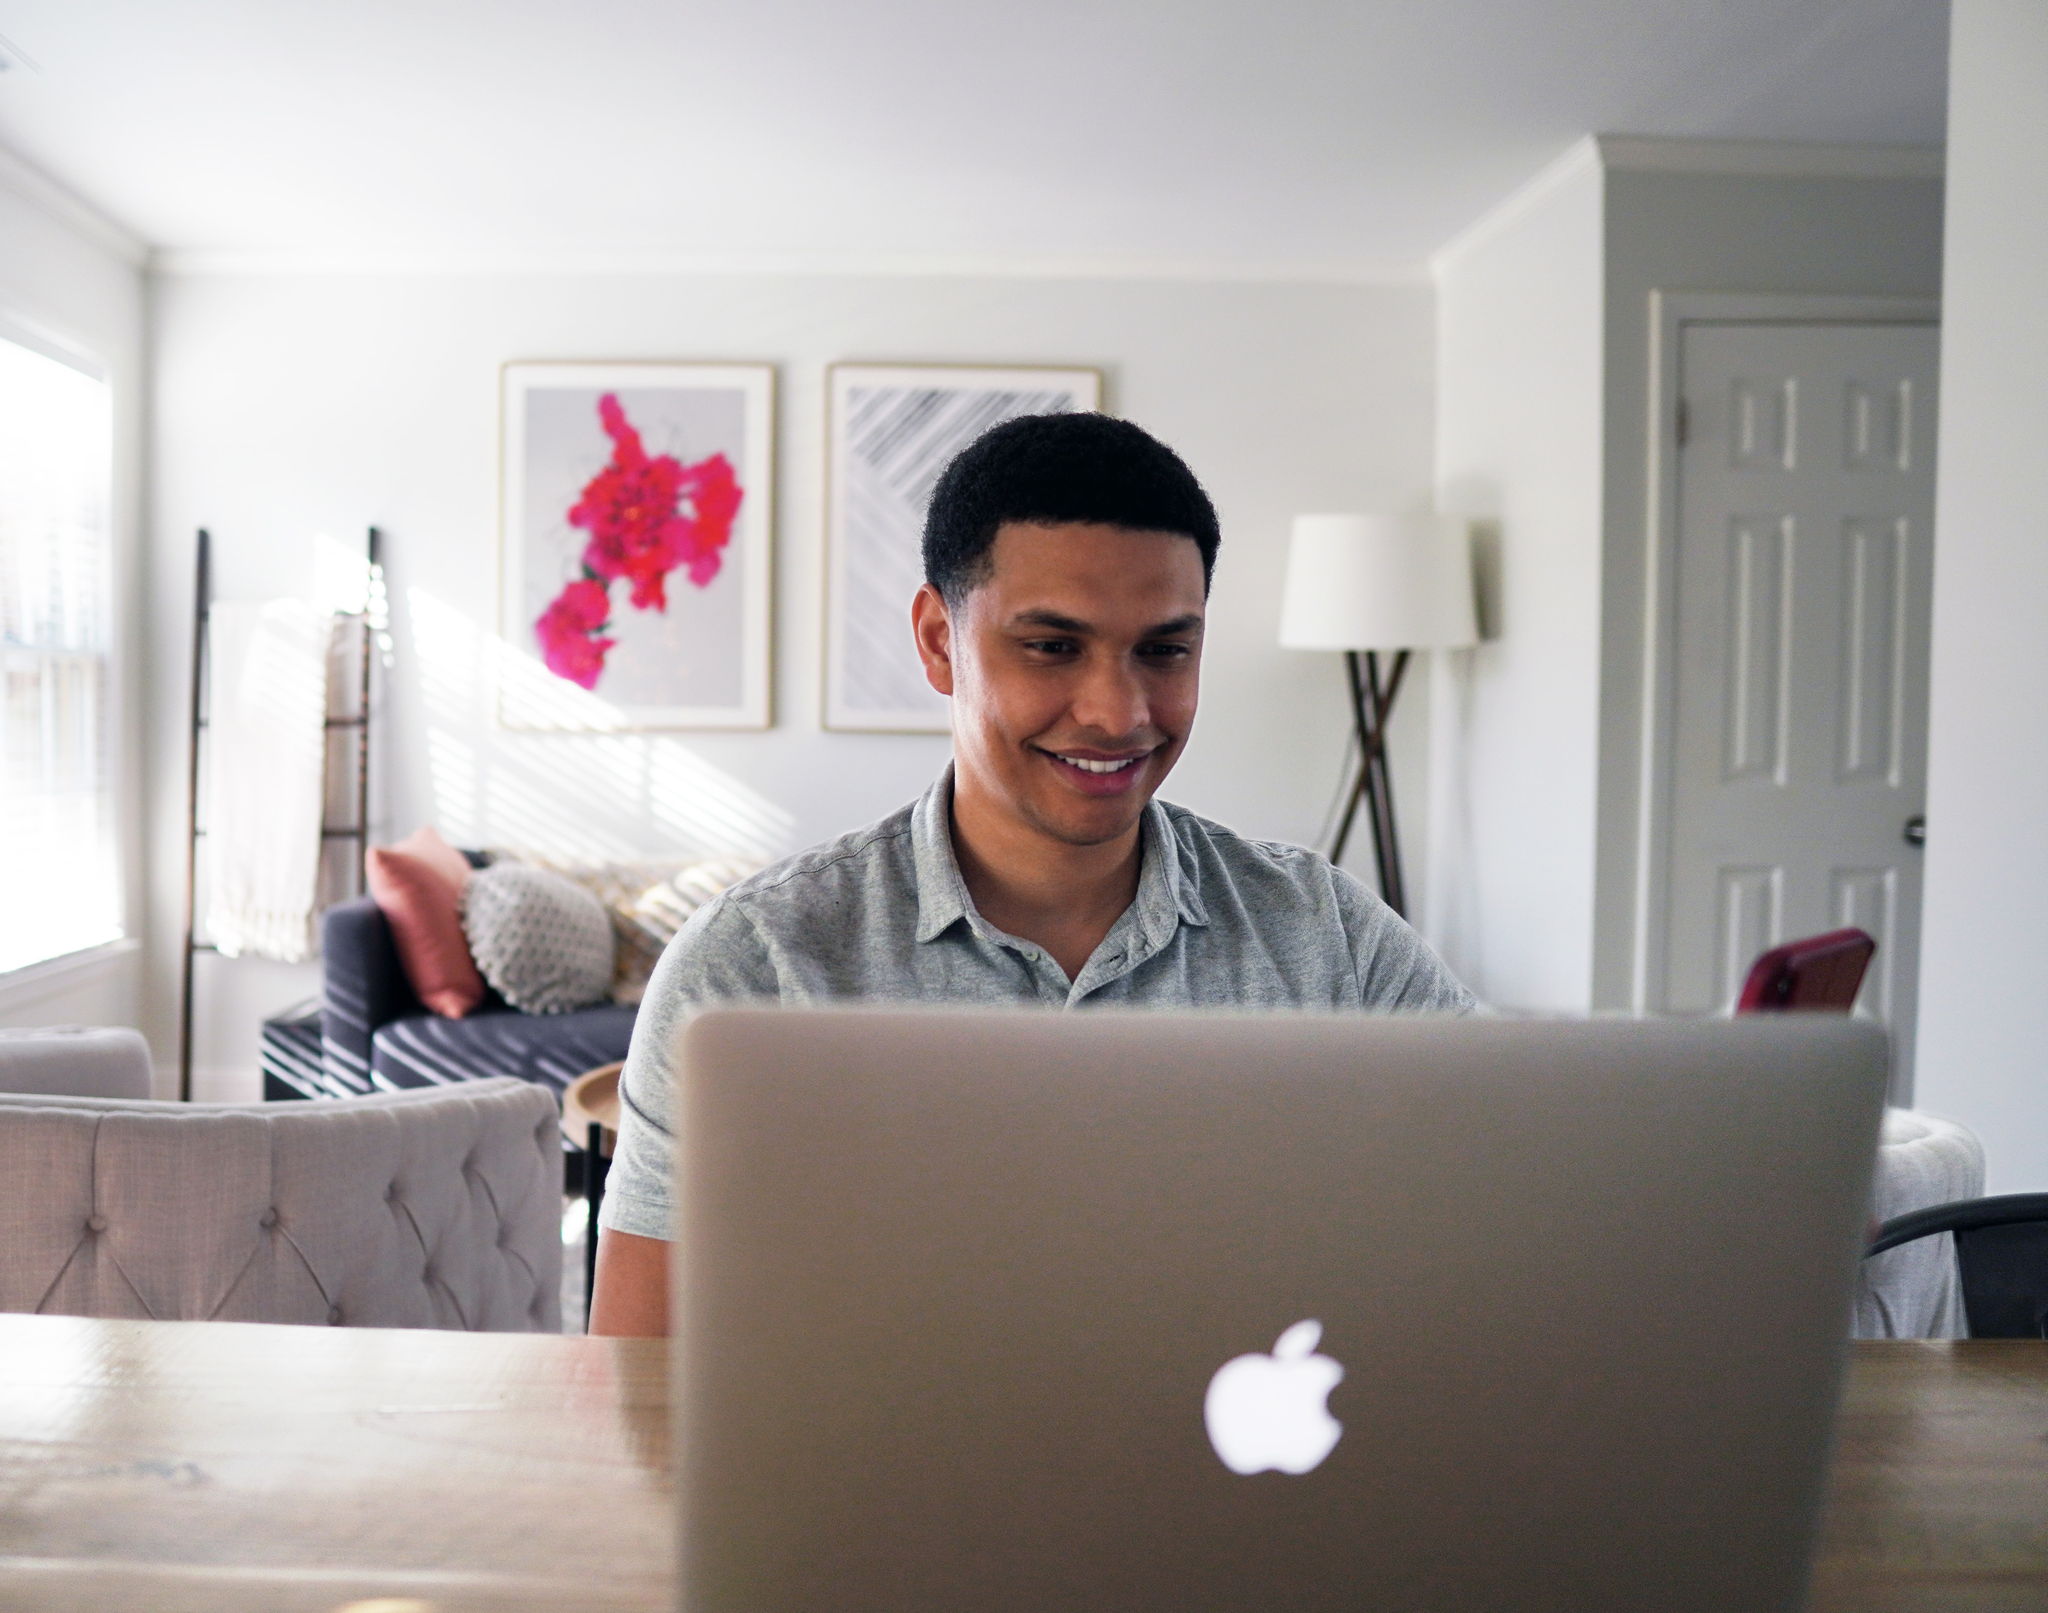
[1904,815,1926,847]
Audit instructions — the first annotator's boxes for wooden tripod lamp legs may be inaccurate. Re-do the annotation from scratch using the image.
[1328,647,1410,919]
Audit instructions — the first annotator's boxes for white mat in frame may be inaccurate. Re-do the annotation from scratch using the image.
[824,363,1103,733]
[500,361,775,731]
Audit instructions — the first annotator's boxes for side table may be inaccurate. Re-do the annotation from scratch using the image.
[562,1061,622,1328]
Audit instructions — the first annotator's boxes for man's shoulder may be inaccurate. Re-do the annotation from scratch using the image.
[647,798,921,1000]
[714,799,920,920]
[1151,797,1405,938]
[1155,799,1339,893]
[1153,798,1473,1012]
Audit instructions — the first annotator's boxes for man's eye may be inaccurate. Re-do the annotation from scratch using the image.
[1139,642,1193,659]
[1023,639,1076,655]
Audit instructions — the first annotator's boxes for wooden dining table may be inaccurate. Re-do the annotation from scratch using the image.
[0,1314,2043,1612]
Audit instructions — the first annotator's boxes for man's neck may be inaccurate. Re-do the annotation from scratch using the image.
[948,774,1144,977]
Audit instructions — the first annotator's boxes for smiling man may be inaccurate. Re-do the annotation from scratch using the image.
[589,413,1473,1335]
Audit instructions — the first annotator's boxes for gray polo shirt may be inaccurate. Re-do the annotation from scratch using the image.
[599,768,1475,1240]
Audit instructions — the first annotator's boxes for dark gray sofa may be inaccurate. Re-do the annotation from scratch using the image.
[263,895,636,1102]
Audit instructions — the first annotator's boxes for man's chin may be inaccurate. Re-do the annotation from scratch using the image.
[1021,791,1152,849]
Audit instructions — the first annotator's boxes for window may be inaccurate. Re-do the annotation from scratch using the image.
[0,330,120,974]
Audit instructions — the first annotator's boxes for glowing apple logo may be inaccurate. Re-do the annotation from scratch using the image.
[1203,1319,1344,1476]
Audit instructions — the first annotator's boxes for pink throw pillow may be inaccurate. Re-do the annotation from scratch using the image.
[365,830,484,1019]
[383,824,473,893]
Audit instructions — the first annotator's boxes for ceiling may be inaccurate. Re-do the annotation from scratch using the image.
[0,0,1947,274]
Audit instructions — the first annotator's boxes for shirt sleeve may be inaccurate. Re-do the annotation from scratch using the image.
[1330,867,1479,1014]
[597,895,778,1242]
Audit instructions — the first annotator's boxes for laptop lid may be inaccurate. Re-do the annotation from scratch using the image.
[672,1008,1886,1613]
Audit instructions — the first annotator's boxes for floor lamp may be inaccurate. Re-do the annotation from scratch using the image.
[1279,514,1477,919]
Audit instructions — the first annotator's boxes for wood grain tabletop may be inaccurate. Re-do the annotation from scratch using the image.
[1810,1339,2048,1612]
[0,1316,2041,1612]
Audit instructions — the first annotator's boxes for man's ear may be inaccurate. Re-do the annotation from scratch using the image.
[911,583,956,697]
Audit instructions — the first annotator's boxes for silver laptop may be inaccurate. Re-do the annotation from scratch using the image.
[670,1008,1886,1613]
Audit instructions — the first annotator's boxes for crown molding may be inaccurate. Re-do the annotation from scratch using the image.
[0,142,148,266]
[1430,132,1944,279]
[148,244,1432,286]
[1595,133,1943,181]
[1429,136,1603,280]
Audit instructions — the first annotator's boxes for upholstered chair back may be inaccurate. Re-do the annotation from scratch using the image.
[0,1079,561,1332]
[0,1026,153,1100]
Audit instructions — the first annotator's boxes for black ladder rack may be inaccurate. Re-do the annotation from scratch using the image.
[175,527,382,1101]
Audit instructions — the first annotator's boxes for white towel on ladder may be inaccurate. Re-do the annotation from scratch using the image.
[204,599,339,963]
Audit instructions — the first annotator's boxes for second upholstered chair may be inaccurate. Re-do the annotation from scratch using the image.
[0,1077,562,1331]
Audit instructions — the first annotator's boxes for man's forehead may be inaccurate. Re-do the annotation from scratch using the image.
[979,520,1207,602]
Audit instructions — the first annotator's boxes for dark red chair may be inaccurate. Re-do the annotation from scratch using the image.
[1735,927,1876,1014]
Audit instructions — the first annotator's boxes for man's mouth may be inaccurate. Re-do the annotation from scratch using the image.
[1037,747,1153,795]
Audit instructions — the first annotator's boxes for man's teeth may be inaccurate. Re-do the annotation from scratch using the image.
[1061,756,1139,774]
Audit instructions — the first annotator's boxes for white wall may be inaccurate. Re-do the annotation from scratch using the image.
[0,149,150,1046]
[1591,157,1945,1014]
[1431,142,1607,1009]
[1916,0,2048,1191]
[146,270,1437,1097]
[1431,137,1947,1018]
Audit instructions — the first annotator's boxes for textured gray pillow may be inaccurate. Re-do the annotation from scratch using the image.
[460,863,615,1014]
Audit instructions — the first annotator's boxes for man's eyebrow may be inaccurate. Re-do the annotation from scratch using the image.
[1009,609,1093,634]
[1006,609,1205,637]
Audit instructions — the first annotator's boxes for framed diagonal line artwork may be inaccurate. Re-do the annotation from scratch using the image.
[500,361,775,731]
[823,363,1104,733]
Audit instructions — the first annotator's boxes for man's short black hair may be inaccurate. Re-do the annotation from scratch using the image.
[921,413,1221,605]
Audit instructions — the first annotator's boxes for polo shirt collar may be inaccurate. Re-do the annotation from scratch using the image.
[911,765,1209,947]
[1150,800,1211,936]
[912,768,975,943]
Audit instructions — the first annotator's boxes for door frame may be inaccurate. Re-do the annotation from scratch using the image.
[1628,291,1940,1015]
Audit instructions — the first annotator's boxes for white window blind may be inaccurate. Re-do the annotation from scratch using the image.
[0,332,120,974]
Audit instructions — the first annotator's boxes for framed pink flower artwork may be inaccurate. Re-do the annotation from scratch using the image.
[499,362,774,729]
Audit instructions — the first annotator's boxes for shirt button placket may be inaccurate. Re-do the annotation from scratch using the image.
[1091,946,1133,1001]
[1021,951,1058,1004]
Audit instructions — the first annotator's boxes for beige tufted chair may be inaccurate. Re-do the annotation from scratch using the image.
[0,1078,562,1331]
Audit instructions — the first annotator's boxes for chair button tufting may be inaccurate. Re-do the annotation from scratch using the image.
[327,1305,343,1325]
[386,1184,401,1203]
[85,1214,107,1234]
[259,1208,279,1229]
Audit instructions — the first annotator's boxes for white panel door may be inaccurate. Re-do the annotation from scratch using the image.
[1661,322,1937,1087]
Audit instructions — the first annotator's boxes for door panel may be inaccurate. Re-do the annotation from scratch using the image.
[1836,516,1907,785]
[1662,322,1937,1090]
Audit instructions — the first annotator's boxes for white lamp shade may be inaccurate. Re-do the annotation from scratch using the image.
[1277,513,1478,651]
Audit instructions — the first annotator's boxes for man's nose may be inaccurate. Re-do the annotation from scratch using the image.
[1069,651,1148,739]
